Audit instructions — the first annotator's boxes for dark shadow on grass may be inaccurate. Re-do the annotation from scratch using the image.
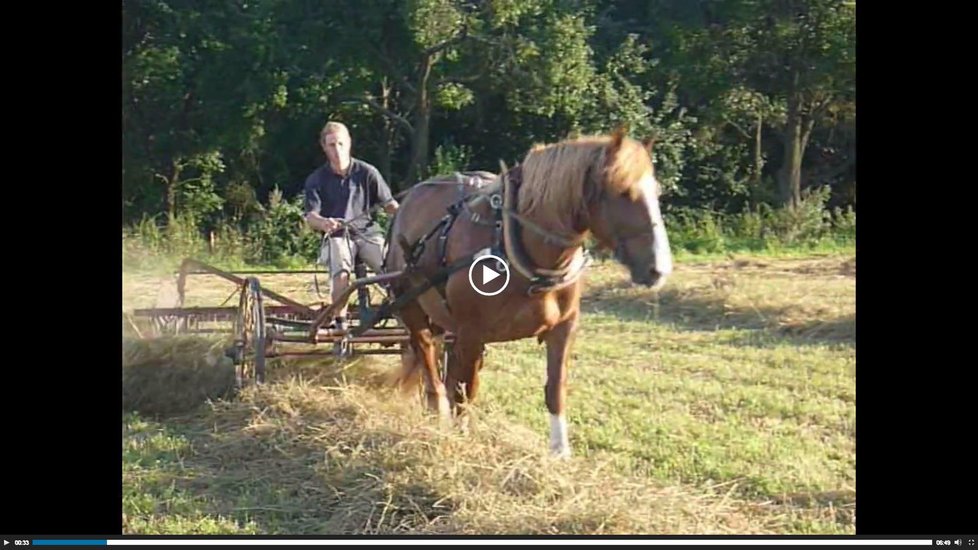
[697,313,855,350]
[580,279,854,348]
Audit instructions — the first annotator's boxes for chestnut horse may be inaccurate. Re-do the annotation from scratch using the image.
[382,128,672,458]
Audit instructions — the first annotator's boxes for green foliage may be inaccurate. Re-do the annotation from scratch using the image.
[406,0,465,50]
[123,188,320,270]
[434,82,475,110]
[429,141,473,177]
[666,209,729,255]
[671,130,752,211]
[244,188,320,267]
[831,205,856,246]
[662,185,853,256]
[174,151,226,222]
[123,213,209,270]
[758,186,834,247]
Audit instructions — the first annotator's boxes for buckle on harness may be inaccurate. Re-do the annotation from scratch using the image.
[489,194,503,210]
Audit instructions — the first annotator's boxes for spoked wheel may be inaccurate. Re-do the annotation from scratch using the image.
[232,277,267,387]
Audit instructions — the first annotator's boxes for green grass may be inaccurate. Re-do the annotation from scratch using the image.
[122,249,855,534]
[479,253,854,507]
[123,414,262,534]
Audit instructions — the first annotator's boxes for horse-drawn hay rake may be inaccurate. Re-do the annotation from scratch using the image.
[132,257,450,387]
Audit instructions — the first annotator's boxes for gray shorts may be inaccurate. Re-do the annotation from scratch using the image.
[319,233,385,276]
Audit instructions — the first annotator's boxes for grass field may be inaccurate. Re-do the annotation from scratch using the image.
[121,250,855,534]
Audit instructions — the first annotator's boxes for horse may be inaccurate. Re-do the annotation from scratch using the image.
[382,127,673,458]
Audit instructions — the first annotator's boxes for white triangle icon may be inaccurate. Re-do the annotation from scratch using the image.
[482,264,500,285]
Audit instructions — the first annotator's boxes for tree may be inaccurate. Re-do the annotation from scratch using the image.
[677,0,855,207]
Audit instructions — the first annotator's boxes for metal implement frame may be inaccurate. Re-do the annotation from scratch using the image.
[130,257,454,386]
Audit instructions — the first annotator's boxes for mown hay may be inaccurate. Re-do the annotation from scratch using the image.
[140,375,781,535]
[123,336,238,417]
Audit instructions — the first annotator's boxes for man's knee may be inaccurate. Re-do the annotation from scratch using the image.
[332,271,350,288]
[326,237,354,275]
[331,272,350,301]
[357,236,386,273]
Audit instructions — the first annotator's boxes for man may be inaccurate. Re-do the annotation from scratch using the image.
[304,121,398,333]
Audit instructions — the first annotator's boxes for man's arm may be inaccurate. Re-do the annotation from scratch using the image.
[304,176,342,233]
[369,168,399,215]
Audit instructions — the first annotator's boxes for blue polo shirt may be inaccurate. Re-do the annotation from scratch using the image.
[303,158,394,237]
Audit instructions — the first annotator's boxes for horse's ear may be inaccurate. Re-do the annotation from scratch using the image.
[643,135,656,153]
[498,159,509,183]
[612,124,628,142]
[609,125,628,157]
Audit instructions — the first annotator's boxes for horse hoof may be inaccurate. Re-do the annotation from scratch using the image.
[548,446,572,460]
[438,416,453,431]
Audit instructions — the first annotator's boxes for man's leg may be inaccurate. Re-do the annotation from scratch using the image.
[327,236,355,326]
[352,235,388,327]
[356,233,387,274]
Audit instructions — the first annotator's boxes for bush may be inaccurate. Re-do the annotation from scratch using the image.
[759,186,834,247]
[659,186,850,256]
[244,188,320,266]
[123,179,854,271]
[665,208,727,254]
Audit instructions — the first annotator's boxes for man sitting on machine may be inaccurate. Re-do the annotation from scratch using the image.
[303,121,399,341]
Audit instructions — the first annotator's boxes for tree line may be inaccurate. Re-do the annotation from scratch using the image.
[123,0,855,241]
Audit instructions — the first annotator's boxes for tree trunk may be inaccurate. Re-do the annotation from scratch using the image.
[410,110,430,183]
[377,79,395,187]
[753,111,764,186]
[166,159,183,218]
[405,57,433,185]
[778,97,803,208]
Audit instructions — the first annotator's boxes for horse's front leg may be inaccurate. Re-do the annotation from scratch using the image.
[544,313,578,459]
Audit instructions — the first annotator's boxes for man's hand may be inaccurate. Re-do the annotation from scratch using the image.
[305,212,344,234]
[322,218,343,233]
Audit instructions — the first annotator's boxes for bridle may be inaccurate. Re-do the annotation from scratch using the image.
[492,162,661,293]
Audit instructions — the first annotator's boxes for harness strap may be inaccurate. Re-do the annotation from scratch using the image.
[351,252,478,337]
[393,165,592,304]
[406,212,453,267]
[506,210,585,248]
[495,163,589,292]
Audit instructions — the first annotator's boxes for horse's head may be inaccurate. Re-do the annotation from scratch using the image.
[587,128,673,289]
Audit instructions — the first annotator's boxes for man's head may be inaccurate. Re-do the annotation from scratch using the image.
[320,121,352,174]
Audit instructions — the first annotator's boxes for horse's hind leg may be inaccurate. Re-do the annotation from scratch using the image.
[445,328,485,428]
[398,301,451,422]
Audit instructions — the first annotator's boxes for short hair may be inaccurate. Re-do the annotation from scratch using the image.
[320,121,350,142]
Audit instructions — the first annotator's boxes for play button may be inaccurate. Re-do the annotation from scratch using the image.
[468,252,510,296]
[482,265,500,285]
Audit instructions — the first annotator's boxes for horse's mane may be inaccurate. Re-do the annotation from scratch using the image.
[515,133,654,234]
